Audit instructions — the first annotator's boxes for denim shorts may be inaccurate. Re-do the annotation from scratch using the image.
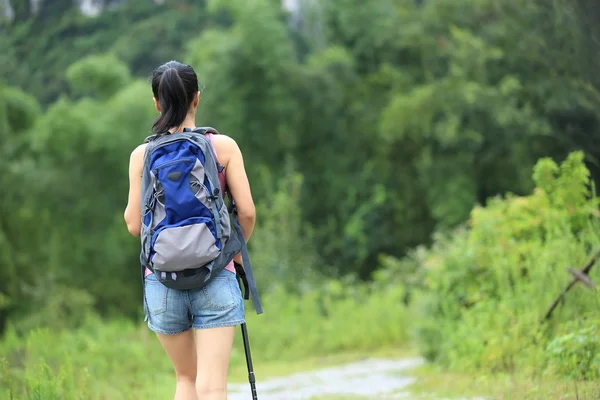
[143,269,245,334]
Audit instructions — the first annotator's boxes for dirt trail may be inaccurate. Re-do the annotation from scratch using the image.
[228,357,485,399]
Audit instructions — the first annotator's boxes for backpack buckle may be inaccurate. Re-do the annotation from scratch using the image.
[227,197,238,215]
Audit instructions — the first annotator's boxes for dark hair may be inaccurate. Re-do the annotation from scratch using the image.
[151,60,199,133]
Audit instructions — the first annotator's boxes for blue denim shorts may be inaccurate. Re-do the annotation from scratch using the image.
[143,269,245,334]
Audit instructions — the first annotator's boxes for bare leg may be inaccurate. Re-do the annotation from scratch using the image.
[195,326,236,400]
[156,330,198,400]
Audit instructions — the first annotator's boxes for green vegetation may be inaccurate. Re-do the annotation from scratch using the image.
[402,152,600,398]
[0,282,408,399]
[2,0,600,398]
[408,152,600,377]
[408,364,600,400]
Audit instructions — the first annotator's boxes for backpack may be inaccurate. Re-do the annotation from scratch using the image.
[139,127,262,314]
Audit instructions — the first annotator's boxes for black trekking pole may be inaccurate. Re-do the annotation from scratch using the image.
[240,322,258,399]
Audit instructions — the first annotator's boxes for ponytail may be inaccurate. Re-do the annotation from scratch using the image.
[152,68,189,133]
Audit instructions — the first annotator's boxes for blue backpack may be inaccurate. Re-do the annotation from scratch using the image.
[139,127,262,314]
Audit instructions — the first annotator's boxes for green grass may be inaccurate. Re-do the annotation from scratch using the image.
[3,319,599,400]
[0,279,410,400]
[406,364,600,400]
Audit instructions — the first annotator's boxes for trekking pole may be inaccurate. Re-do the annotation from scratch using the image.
[240,322,258,400]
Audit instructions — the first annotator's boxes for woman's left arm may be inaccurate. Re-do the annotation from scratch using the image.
[124,144,147,237]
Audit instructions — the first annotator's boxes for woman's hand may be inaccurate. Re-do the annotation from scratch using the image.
[233,253,243,265]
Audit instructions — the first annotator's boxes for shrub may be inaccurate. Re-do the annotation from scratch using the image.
[546,318,600,380]
[409,151,600,374]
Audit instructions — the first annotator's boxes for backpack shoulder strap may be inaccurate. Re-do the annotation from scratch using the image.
[144,126,219,144]
[143,132,166,143]
[191,126,220,135]
[181,126,220,136]
[184,127,225,173]
[229,198,263,315]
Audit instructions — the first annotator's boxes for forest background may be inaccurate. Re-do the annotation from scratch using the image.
[1,0,600,398]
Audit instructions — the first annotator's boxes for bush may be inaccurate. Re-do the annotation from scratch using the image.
[546,318,600,380]
[409,151,600,374]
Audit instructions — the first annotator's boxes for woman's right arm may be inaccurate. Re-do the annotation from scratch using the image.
[225,138,256,245]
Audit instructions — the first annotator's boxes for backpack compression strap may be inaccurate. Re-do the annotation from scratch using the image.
[230,199,263,315]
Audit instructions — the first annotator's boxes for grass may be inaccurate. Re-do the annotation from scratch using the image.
[0,315,413,400]
[406,364,600,400]
[0,276,410,400]
[4,322,599,400]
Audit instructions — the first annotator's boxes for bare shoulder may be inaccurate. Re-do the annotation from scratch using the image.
[129,143,148,173]
[210,134,241,164]
[210,133,238,148]
[130,143,148,161]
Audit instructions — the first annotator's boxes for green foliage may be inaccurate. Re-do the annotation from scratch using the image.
[546,318,600,380]
[0,281,408,399]
[0,72,158,329]
[3,0,600,394]
[66,53,131,100]
[0,84,46,330]
[5,0,600,286]
[249,172,323,293]
[1,0,205,104]
[410,152,600,376]
[188,0,299,171]
[246,279,408,360]
[1,86,41,132]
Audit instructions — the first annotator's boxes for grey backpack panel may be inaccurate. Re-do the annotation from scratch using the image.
[152,222,221,271]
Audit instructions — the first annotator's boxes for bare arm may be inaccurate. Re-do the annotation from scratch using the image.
[225,138,256,261]
[124,144,146,237]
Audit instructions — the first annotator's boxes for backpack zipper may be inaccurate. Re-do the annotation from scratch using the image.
[153,157,195,174]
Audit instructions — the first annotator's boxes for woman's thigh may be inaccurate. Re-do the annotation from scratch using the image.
[195,326,236,392]
[188,269,244,391]
[156,329,197,379]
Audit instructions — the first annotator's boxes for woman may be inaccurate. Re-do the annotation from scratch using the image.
[124,60,256,400]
